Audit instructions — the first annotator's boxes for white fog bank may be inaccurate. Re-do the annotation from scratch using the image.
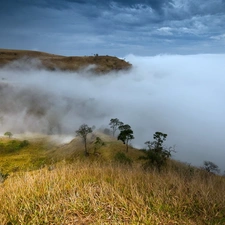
[0,54,225,171]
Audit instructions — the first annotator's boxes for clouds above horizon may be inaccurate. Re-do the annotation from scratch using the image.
[0,0,225,56]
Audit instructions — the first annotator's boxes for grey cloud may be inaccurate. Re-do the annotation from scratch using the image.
[0,0,225,55]
[109,0,173,11]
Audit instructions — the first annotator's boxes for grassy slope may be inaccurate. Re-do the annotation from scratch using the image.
[0,137,55,173]
[0,132,143,173]
[0,133,225,224]
[1,161,225,225]
[0,49,131,73]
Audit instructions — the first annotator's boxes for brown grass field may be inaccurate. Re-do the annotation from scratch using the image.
[0,134,225,225]
[0,49,131,73]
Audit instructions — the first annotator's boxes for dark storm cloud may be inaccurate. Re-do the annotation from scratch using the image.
[0,0,225,55]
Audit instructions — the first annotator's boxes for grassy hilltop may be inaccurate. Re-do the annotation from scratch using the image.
[0,49,131,73]
[0,132,225,225]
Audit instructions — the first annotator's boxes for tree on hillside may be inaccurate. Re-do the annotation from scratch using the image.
[140,132,174,171]
[109,118,123,137]
[4,131,13,138]
[202,161,220,174]
[117,124,134,152]
[76,124,93,156]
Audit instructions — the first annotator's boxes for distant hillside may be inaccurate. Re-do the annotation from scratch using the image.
[0,49,132,73]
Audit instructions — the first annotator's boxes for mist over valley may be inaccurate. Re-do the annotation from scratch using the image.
[0,53,225,170]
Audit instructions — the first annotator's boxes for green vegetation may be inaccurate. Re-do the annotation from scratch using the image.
[114,152,133,165]
[0,137,54,174]
[0,139,29,153]
[140,132,173,171]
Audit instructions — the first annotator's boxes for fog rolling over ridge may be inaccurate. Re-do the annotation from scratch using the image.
[0,54,225,170]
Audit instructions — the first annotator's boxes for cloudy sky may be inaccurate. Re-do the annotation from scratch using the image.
[0,0,225,56]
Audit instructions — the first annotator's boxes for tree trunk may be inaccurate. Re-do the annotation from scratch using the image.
[112,129,115,137]
[84,137,88,156]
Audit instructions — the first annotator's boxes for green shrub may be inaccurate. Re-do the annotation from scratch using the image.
[0,140,30,153]
[114,152,132,165]
[19,140,30,148]
[140,132,174,171]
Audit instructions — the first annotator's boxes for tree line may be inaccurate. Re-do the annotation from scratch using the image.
[76,118,173,170]
[75,118,223,174]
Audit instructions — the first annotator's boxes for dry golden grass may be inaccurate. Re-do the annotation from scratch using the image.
[0,49,131,73]
[1,160,225,225]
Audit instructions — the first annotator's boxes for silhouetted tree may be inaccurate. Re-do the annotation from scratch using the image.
[109,118,123,137]
[203,161,220,174]
[117,124,134,152]
[76,124,93,156]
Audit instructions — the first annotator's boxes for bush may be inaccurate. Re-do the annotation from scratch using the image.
[140,132,174,171]
[114,152,132,165]
[19,140,30,148]
[0,140,30,153]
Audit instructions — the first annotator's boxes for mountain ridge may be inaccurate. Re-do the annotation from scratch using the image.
[0,49,132,73]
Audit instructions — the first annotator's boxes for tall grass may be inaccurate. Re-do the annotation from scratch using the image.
[0,161,225,224]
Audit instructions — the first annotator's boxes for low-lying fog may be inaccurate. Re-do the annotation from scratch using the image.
[0,54,225,171]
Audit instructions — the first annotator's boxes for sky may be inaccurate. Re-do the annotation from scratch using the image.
[0,0,225,56]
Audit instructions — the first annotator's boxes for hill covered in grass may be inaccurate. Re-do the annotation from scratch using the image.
[0,49,131,73]
[0,132,225,224]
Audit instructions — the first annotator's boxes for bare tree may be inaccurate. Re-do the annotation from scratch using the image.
[76,124,93,156]
[109,118,123,137]
[203,161,220,174]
